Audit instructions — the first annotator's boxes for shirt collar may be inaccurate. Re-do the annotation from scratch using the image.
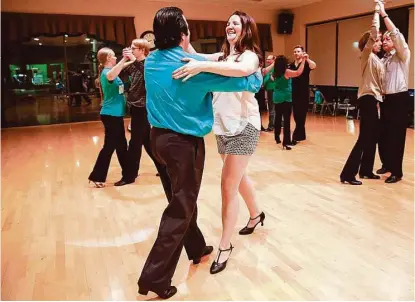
[385,49,396,58]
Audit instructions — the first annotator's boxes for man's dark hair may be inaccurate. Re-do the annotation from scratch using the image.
[153,7,189,50]
[293,45,304,51]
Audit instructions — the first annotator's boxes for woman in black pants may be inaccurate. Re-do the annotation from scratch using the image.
[340,2,384,185]
[88,47,135,188]
[271,55,306,150]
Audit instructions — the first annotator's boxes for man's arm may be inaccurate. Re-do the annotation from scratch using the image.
[187,43,223,61]
[184,70,263,93]
[306,57,317,70]
[379,1,410,62]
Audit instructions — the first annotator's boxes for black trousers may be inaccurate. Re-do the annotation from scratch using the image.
[340,96,379,179]
[292,92,309,141]
[138,127,206,291]
[378,92,408,178]
[274,102,292,145]
[89,115,129,182]
[124,106,162,181]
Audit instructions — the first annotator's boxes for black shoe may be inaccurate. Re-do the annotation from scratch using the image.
[261,126,266,131]
[210,244,234,275]
[359,174,381,180]
[282,144,292,150]
[239,212,265,235]
[268,127,274,131]
[291,140,298,146]
[191,245,214,264]
[156,173,160,177]
[114,179,134,186]
[340,178,362,185]
[276,137,281,144]
[385,175,402,183]
[376,167,389,174]
[138,286,177,299]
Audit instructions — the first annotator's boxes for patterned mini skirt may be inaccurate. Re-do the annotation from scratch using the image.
[215,123,260,155]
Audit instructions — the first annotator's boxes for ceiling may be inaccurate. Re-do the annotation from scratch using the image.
[146,0,324,9]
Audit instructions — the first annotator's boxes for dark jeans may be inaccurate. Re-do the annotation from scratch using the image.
[124,106,162,181]
[266,90,275,129]
[378,92,408,178]
[340,96,379,179]
[274,102,292,145]
[138,127,207,292]
[292,93,309,141]
[89,115,129,182]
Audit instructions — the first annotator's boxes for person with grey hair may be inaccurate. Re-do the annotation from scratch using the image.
[376,0,411,183]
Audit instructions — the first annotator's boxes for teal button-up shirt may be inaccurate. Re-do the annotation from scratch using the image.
[145,47,262,137]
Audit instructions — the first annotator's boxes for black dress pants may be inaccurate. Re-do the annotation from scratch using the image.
[138,127,207,292]
[124,106,162,181]
[292,92,309,141]
[89,115,129,182]
[274,102,292,145]
[340,96,379,179]
[378,92,408,178]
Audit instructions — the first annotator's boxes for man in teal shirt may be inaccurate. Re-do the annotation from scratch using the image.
[137,7,262,300]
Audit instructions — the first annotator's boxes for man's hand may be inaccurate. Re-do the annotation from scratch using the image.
[172,58,205,82]
[122,48,135,61]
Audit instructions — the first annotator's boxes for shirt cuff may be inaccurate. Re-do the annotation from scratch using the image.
[389,27,400,38]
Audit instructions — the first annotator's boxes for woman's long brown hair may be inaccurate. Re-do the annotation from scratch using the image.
[219,11,263,67]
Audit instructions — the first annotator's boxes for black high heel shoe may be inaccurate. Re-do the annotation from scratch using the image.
[210,243,234,274]
[282,144,292,150]
[138,286,177,299]
[89,180,105,188]
[239,212,265,235]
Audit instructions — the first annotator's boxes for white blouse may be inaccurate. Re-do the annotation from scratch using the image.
[212,52,261,136]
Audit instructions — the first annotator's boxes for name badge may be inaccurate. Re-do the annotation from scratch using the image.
[119,84,124,94]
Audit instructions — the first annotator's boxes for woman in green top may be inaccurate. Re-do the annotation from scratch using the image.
[88,47,135,187]
[272,55,307,150]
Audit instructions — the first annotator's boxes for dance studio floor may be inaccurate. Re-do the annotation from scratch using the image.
[1,114,414,300]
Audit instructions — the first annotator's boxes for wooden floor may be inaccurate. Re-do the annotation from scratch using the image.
[1,114,414,301]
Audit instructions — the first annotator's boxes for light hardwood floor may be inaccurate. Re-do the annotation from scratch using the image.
[1,114,414,300]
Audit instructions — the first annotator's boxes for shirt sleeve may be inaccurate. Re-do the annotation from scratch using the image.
[389,27,410,63]
[183,70,263,93]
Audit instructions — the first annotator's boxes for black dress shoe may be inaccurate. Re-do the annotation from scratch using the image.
[239,212,265,235]
[138,285,177,299]
[210,244,234,274]
[385,175,402,183]
[114,179,134,186]
[291,140,298,146]
[276,137,281,144]
[376,167,389,174]
[359,174,381,180]
[191,245,214,264]
[340,178,362,185]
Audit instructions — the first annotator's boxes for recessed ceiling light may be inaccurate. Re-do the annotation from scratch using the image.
[34,37,39,41]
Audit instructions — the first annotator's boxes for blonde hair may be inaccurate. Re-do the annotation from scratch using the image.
[96,47,114,101]
[132,39,151,56]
